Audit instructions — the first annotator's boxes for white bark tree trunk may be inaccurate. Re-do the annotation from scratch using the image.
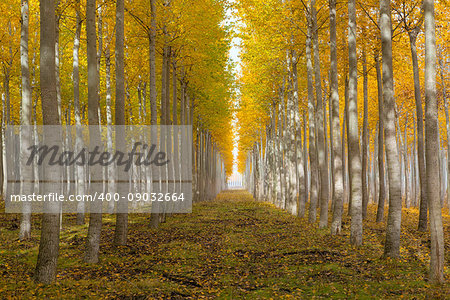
[424,0,445,283]
[362,49,369,219]
[348,0,362,246]
[329,0,344,235]
[306,13,318,223]
[375,53,386,222]
[407,30,429,231]
[105,37,115,213]
[19,0,32,241]
[292,51,305,217]
[73,0,85,225]
[85,0,103,262]
[311,0,329,228]
[380,0,402,258]
[286,51,298,215]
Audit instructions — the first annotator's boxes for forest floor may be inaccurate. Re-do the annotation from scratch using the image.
[0,190,449,299]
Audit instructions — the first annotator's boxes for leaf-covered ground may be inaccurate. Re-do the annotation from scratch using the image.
[0,190,449,299]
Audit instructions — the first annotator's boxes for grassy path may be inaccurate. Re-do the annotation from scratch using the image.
[0,190,449,298]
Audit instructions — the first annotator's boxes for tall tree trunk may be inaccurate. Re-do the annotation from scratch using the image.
[105,43,115,213]
[330,0,344,235]
[157,37,169,213]
[55,0,62,122]
[269,112,276,203]
[439,137,444,206]
[164,47,172,217]
[286,51,298,215]
[113,0,127,245]
[162,44,171,219]
[292,51,305,217]
[311,0,329,228]
[380,0,402,258]
[72,0,86,225]
[306,13,318,223]
[149,0,157,124]
[396,106,405,202]
[19,0,32,241]
[345,76,351,213]
[173,60,179,196]
[34,0,61,284]
[342,78,349,209]
[303,112,309,209]
[323,86,330,202]
[375,53,386,222]
[72,0,85,224]
[424,0,445,283]
[281,86,288,209]
[348,0,362,246]
[362,49,369,219]
[328,79,334,210]
[96,3,103,123]
[413,117,418,206]
[84,0,103,262]
[404,120,409,207]
[149,0,159,228]
[374,126,379,204]
[279,85,287,209]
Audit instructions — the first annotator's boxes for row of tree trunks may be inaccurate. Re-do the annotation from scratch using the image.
[380,0,402,258]
[195,128,226,202]
[243,1,445,280]
[329,0,344,235]
[17,0,227,285]
[239,0,450,282]
[15,0,446,285]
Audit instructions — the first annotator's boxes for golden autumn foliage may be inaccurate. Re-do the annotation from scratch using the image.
[235,0,449,167]
[0,0,235,174]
